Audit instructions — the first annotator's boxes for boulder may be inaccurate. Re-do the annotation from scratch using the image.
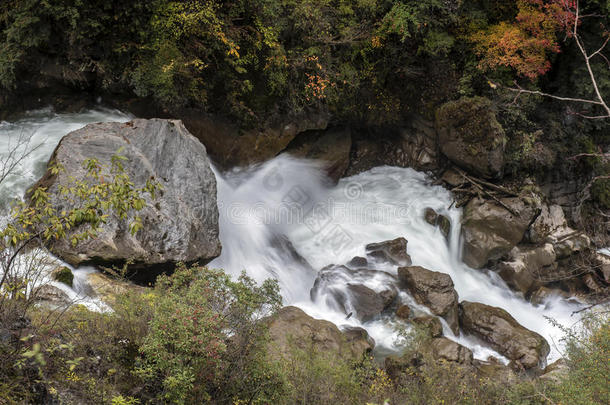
[180,109,329,168]
[435,97,506,179]
[35,284,71,306]
[476,362,518,385]
[496,244,556,294]
[396,305,411,320]
[284,128,352,182]
[35,119,221,269]
[311,265,397,322]
[365,237,412,266]
[346,256,368,268]
[526,203,590,259]
[87,272,145,306]
[412,316,443,337]
[459,301,550,369]
[398,266,459,334]
[51,266,74,287]
[431,337,473,364]
[266,306,373,360]
[461,197,538,269]
[526,204,567,244]
[529,286,571,306]
[424,208,451,239]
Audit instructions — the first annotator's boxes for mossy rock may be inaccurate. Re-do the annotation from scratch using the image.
[52,266,74,287]
[436,97,506,179]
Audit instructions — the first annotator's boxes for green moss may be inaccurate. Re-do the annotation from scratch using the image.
[52,266,73,287]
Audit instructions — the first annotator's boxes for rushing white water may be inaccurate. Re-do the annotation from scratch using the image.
[211,155,584,362]
[0,107,130,310]
[1,108,584,364]
[0,107,131,207]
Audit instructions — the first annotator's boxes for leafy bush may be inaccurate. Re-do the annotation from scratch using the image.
[134,264,282,404]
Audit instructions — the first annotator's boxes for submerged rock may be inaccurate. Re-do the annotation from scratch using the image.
[459,301,550,369]
[461,197,538,269]
[35,119,221,269]
[365,237,412,266]
[311,265,397,322]
[436,97,506,179]
[266,306,373,360]
[398,266,459,334]
[424,208,451,239]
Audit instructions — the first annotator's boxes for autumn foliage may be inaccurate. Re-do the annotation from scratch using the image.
[470,0,577,80]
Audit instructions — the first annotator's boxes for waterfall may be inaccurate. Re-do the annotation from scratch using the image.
[1,108,584,363]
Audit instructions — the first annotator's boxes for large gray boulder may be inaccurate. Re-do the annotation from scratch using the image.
[435,97,506,179]
[459,301,550,369]
[398,266,459,334]
[36,119,221,268]
[461,197,538,269]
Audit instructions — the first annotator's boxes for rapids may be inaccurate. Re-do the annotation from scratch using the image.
[1,108,584,363]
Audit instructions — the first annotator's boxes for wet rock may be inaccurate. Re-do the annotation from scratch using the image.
[342,326,376,350]
[398,266,459,334]
[396,305,411,320]
[180,109,329,168]
[436,97,506,179]
[529,286,571,306]
[347,256,368,268]
[431,337,473,364]
[267,306,373,360]
[365,237,412,266]
[461,197,538,269]
[412,316,443,337]
[284,128,352,182]
[35,119,221,269]
[496,244,556,294]
[424,208,438,225]
[311,265,397,322]
[51,266,74,287]
[459,301,550,369]
[424,208,451,239]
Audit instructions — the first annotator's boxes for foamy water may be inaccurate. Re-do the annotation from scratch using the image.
[1,108,584,363]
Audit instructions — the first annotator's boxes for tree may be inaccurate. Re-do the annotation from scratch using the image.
[0,147,160,329]
[473,0,609,119]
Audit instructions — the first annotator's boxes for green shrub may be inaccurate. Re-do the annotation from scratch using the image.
[134,264,282,404]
